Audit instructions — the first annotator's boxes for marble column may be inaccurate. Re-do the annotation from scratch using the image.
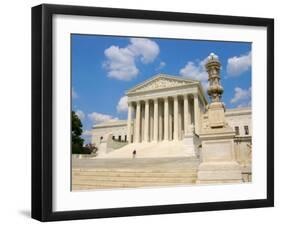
[141,103,145,142]
[135,101,141,143]
[164,97,169,141]
[178,100,183,140]
[144,99,150,142]
[127,102,132,143]
[153,98,158,142]
[194,93,200,134]
[149,103,154,141]
[173,96,179,141]
[183,94,189,136]
[159,102,163,141]
[169,100,173,140]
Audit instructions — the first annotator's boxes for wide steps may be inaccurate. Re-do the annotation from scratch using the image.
[73,177,196,185]
[72,182,195,190]
[72,178,196,190]
[73,170,197,177]
[72,157,199,169]
[73,175,196,182]
[73,174,197,180]
[72,157,199,190]
[73,181,196,190]
[72,170,197,190]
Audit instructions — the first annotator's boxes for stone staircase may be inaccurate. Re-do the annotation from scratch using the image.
[72,157,199,190]
[96,141,195,159]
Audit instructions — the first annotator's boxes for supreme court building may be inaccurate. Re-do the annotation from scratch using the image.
[126,74,206,143]
[73,52,253,189]
[91,73,251,164]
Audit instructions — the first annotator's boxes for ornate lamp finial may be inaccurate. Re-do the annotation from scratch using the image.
[205,53,223,103]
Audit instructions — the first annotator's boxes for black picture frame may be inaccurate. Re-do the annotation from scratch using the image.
[32,3,274,222]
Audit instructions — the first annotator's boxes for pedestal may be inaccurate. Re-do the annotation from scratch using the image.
[196,161,242,184]
[197,128,242,184]
[208,102,225,128]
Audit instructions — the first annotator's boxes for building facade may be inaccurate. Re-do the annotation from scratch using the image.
[91,120,128,145]
[126,74,207,143]
[91,74,252,148]
[90,73,252,182]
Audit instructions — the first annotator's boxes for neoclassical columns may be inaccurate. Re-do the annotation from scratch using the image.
[173,96,179,141]
[159,103,163,141]
[129,92,202,143]
[153,98,158,141]
[127,102,132,143]
[164,97,169,141]
[183,94,189,136]
[144,100,150,142]
[193,93,200,134]
[135,101,141,143]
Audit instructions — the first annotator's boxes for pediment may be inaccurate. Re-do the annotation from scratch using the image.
[127,74,197,94]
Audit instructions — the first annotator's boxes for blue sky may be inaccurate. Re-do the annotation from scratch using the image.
[71,34,251,143]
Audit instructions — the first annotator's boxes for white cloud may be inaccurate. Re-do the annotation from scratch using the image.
[103,45,138,81]
[103,38,160,81]
[117,96,128,113]
[230,87,251,107]
[179,57,208,81]
[75,110,85,121]
[156,61,166,71]
[82,130,92,144]
[201,81,209,92]
[237,101,251,108]
[227,51,251,76]
[72,87,78,99]
[179,56,209,92]
[88,112,119,124]
[128,38,160,64]
[83,130,92,136]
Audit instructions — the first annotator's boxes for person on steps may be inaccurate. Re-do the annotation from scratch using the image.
[132,150,136,159]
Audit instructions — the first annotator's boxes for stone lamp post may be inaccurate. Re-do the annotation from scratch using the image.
[196,53,242,184]
[206,53,226,128]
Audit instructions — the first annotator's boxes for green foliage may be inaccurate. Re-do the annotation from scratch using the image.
[72,111,84,154]
[83,143,98,155]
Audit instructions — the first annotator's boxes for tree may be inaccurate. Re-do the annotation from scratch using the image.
[72,111,84,154]
[83,143,98,155]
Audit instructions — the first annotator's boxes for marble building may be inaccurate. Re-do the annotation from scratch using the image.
[69,53,253,189]
[91,54,252,175]
[92,74,207,145]
[126,74,207,143]
[91,75,251,150]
